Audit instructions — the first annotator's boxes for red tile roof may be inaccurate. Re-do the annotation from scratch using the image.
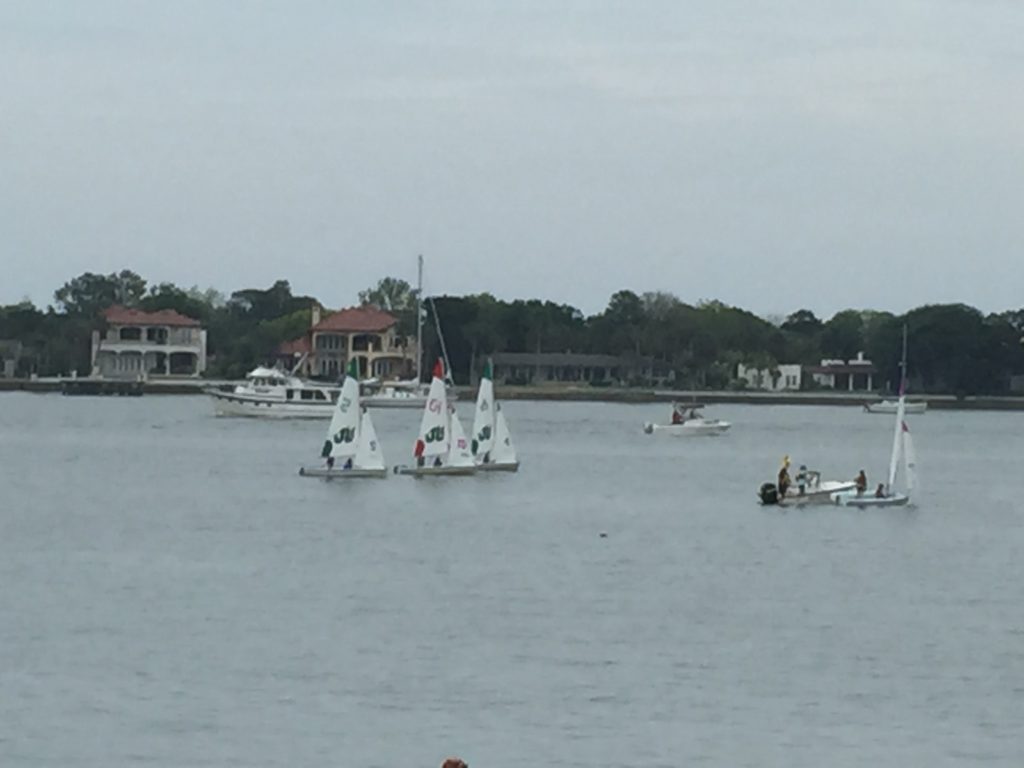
[103,305,201,327]
[313,306,397,333]
[277,335,312,356]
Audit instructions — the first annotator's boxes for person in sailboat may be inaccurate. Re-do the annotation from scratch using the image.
[326,455,335,470]
[874,483,886,498]
[343,457,353,470]
[671,403,685,424]
[855,469,868,495]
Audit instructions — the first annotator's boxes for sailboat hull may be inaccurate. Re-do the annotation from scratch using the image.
[831,491,910,508]
[476,461,520,472]
[394,464,477,477]
[298,466,387,479]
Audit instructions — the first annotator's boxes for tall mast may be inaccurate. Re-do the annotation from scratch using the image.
[416,254,424,383]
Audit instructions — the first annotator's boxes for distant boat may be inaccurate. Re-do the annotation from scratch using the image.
[471,359,519,472]
[643,403,731,436]
[298,360,386,478]
[207,366,339,419]
[394,359,476,477]
[835,327,917,508]
[864,399,926,414]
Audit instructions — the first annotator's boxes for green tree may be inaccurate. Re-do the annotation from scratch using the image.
[821,310,865,360]
[54,270,147,315]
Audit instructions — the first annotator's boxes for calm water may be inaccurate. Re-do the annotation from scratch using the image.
[1,393,1022,767]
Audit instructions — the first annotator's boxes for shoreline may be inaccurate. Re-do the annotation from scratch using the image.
[2,377,1023,411]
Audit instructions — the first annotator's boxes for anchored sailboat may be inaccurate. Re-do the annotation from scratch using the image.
[298,360,387,478]
[471,359,519,472]
[394,359,476,477]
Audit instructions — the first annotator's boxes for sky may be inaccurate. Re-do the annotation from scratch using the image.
[2,0,1022,319]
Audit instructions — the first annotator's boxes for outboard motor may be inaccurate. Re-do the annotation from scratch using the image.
[759,482,779,505]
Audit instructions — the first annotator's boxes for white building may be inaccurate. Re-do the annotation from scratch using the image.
[736,363,802,391]
[91,306,207,378]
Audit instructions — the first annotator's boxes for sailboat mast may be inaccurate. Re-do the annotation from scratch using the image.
[887,324,908,490]
[416,254,423,384]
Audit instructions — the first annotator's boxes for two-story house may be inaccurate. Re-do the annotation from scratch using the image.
[281,305,415,380]
[91,306,207,378]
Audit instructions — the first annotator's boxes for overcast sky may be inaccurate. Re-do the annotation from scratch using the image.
[2,0,1021,318]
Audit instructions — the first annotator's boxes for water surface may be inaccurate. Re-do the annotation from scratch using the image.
[2,394,1022,766]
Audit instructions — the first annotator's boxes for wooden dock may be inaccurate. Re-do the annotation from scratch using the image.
[60,379,145,396]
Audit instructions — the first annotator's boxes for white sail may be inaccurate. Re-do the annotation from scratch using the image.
[448,407,476,468]
[903,424,917,491]
[887,393,905,491]
[471,376,496,461]
[354,409,385,471]
[490,404,518,465]
[414,364,449,459]
[323,374,361,461]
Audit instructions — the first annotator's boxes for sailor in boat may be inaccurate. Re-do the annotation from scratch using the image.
[777,456,792,499]
[326,455,335,470]
[671,403,686,425]
[874,483,886,499]
[855,469,868,495]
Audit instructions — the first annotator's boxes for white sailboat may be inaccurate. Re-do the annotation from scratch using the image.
[834,327,916,508]
[471,359,519,472]
[298,360,387,478]
[394,359,476,477]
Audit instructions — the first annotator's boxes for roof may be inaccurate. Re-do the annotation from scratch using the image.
[312,306,397,333]
[277,336,312,356]
[103,305,201,328]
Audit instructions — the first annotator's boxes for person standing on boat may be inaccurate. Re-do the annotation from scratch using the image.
[795,464,810,495]
[855,469,868,495]
[326,455,335,470]
[671,403,684,424]
[778,456,791,498]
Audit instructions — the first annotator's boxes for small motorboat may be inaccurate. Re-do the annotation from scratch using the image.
[758,464,856,506]
[643,403,730,436]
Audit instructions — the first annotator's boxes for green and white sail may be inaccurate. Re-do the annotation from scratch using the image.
[322,360,361,461]
[471,360,496,460]
[414,359,450,460]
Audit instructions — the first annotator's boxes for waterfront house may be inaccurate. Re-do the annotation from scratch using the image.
[91,306,207,378]
[736,363,802,391]
[490,352,656,385]
[806,352,876,391]
[280,305,415,381]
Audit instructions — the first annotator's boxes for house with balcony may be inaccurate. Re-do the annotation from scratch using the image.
[279,305,415,381]
[806,352,876,391]
[91,306,207,378]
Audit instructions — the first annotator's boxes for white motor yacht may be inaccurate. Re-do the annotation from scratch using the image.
[206,367,339,418]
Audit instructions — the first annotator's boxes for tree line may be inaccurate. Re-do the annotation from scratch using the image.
[1,269,1022,395]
